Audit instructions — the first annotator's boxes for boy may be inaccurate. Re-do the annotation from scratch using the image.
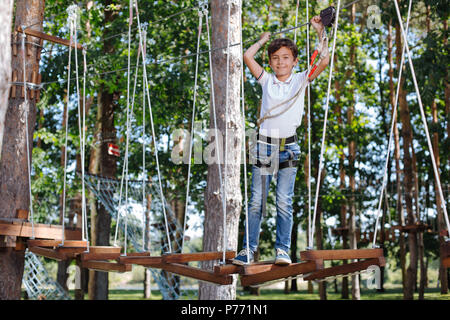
[232,15,330,266]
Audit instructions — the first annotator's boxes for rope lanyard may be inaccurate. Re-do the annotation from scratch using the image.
[392,0,450,237]
[308,0,341,249]
[372,0,412,248]
[181,3,205,253]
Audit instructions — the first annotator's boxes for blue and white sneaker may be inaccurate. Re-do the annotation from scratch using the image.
[231,249,254,265]
[275,248,291,265]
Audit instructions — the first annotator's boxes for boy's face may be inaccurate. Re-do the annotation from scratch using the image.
[269,46,298,78]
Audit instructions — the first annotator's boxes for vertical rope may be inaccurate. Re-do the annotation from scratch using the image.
[60,19,74,245]
[21,30,35,239]
[82,47,89,247]
[372,0,412,247]
[239,0,251,265]
[222,0,232,264]
[142,28,147,252]
[306,0,312,250]
[181,7,203,253]
[294,0,300,43]
[134,0,173,252]
[309,0,341,249]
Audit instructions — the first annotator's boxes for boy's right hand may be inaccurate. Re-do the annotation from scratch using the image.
[259,32,271,44]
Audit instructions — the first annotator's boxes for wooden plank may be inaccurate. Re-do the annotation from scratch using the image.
[214,264,244,275]
[17,26,83,49]
[239,260,318,287]
[162,251,236,263]
[80,246,122,261]
[155,263,233,285]
[118,255,163,266]
[80,260,132,273]
[124,251,151,257]
[29,246,66,261]
[27,240,88,248]
[0,220,81,240]
[300,248,383,261]
[304,257,385,281]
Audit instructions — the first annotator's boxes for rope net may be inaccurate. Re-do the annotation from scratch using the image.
[83,172,197,300]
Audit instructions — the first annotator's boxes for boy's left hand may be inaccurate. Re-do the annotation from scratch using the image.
[310,15,324,33]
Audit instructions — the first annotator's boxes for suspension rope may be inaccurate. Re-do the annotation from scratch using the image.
[181,4,205,253]
[372,0,412,248]
[60,12,76,245]
[203,4,227,261]
[309,0,341,249]
[21,29,35,239]
[392,0,450,237]
[294,0,300,44]
[306,0,312,250]
[238,1,251,267]
[141,28,147,252]
[221,0,234,264]
[135,0,174,253]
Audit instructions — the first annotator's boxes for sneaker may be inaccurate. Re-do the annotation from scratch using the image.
[275,248,291,265]
[231,249,254,265]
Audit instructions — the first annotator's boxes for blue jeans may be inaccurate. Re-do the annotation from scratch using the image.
[243,141,300,253]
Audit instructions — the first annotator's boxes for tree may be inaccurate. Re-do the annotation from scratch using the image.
[0,0,45,300]
[199,0,243,300]
[0,0,13,161]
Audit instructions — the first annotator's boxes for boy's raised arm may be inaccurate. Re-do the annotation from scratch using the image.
[243,32,271,80]
[308,16,330,82]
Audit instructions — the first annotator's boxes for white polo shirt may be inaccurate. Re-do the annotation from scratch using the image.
[257,70,308,138]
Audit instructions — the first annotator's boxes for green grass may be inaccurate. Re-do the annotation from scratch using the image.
[75,287,449,300]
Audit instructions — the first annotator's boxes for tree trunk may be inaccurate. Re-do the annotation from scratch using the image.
[387,19,407,291]
[333,44,349,300]
[395,21,418,300]
[0,0,45,300]
[0,0,13,161]
[88,0,119,300]
[199,0,242,300]
[315,168,327,301]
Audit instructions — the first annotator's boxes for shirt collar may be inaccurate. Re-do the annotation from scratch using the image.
[273,73,293,85]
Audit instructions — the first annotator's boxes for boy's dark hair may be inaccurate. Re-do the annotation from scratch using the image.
[267,38,298,59]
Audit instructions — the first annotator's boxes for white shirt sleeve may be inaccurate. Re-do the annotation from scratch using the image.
[257,70,270,86]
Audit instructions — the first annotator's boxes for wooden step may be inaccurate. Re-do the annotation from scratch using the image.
[300,248,383,261]
[118,255,163,266]
[154,263,233,285]
[29,246,68,261]
[304,257,385,281]
[80,260,132,273]
[80,246,122,261]
[27,240,88,248]
[0,219,81,240]
[239,260,318,287]
[162,251,235,263]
